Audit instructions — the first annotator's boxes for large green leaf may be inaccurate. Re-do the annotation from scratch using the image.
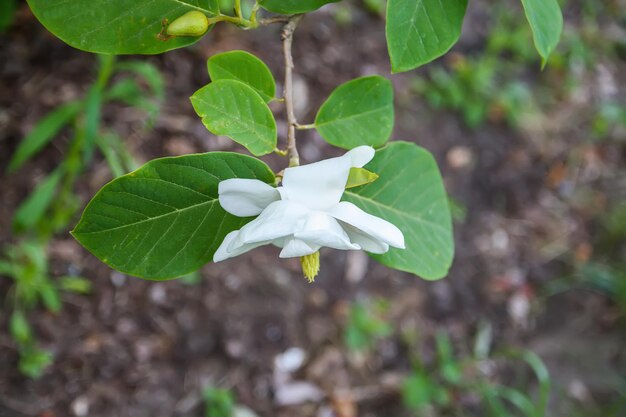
[258,0,340,14]
[386,0,467,73]
[25,0,219,54]
[191,79,277,156]
[72,153,275,280]
[207,51,276,103]
[520,0,563,67]
[344,141,453,280]
[315,76,394,149]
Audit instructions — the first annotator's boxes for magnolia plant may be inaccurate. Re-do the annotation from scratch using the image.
[24,0,562,282]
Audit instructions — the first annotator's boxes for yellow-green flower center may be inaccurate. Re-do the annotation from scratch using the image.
[300,251,320,283]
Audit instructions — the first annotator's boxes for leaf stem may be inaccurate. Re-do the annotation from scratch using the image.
[207,14,252,27]
[249,2,260,24]
[204,10,294,30]
[295,123,315,130]
[282,15,304,167]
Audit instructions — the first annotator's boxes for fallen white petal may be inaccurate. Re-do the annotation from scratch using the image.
[274,347,307,374]
[274,381,325,406]
[219,178,280,217]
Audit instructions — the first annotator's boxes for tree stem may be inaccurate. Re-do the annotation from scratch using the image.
[282,15,304,168]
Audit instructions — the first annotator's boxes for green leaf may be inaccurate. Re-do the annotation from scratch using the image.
[346,167,379,189]
[258,0,340,14]
[10,311,32,345]
[97,134,126,178]
[483,386,535,417]
[344,302,392,352]
[402,372,435,410]
[344,142,454,280]
[83,87,103,164]
[39,283,62,313]
[203,387,235,417]
[59,276,92,294]
[520,0,563,67]
[207,51,276,103]
[96,132,138,178]
[0,0,17,32]
[105,78,161,121]
[386,0,467,72]
[191,80,277,156]
[18,346,53,379]
[13,168,64,233]
[315,76,394,149]
[8,102,81,172]
[72,153,275,280]
[25,0,219,55]
[116,61,166,100]
[0,260,13,276]
[436,332,461,384]
[180,270,202,285]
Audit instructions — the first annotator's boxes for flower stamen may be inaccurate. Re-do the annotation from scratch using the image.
[300,251,320,283]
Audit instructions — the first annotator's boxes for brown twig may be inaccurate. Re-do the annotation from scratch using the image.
[258,15,292,26]
[281,15,304,167]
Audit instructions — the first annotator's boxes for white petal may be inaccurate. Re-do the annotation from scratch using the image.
[342,226,389,254]
[213,230,270,262]
[279,237,320,258]
[345,146,375,168]
[328,201,405,249]
[235,200,308,245]
[280,146,375,210]
[294,211,360,251]
[219,179,280,217]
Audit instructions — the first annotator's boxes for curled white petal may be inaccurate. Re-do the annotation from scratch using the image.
[235,200,308,246]
[341,226,389,254]
[294,211,360,251]
[218,179,281,217]
[280,146,375,210]
[345,146,375,168]
[328,201,405,250]
[213,230,271,262]
[280,237,320,258]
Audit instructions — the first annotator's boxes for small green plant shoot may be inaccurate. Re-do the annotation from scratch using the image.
[2,54,164,377]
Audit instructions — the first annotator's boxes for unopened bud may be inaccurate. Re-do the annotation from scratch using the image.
[166,11,209,37]
[300,251,320,283]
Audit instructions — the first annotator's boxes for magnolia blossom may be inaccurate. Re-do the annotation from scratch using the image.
[213,146,405,262]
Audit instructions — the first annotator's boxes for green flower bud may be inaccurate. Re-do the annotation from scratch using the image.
[166,11,209,37]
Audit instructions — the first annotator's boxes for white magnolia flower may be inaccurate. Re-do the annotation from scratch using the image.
[213,146,405,270]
